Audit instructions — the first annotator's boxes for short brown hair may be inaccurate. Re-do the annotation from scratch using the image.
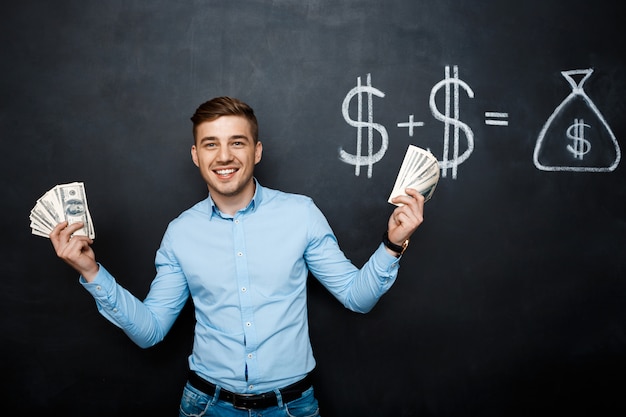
[190,96,258,143]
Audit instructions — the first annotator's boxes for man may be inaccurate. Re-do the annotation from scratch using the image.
[50,96,424,416]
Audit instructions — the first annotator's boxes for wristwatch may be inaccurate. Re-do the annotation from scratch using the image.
[382,231,409,256]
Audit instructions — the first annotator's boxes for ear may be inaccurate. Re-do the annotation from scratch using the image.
[254,141,263,165]
[191,145,200,167]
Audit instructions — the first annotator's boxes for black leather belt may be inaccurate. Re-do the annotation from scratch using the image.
[188,371,311,410]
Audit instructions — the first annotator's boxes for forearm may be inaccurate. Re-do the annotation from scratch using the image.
[313,243,400,314]
[342,244,400,313]
[80,264,188,348]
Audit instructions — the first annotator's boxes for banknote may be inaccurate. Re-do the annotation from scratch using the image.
[388,145,440,205]
[30,182,95,239]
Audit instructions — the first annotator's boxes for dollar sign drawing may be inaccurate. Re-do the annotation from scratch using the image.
[340,73,388,178]
[429,65,475,179]
[566,118,591,160]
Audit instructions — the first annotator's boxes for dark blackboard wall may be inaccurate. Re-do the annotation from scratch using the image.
[2,1,625,416]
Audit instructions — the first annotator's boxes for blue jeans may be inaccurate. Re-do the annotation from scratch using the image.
[178,381,320,417]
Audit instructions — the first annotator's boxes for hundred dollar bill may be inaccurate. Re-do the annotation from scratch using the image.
[29,189,59,236]
[55,182,95,238]
[29,182,95,239]
[388,145,440,205]
[29,204,57,235]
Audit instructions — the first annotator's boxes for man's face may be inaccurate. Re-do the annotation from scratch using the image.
[191,115,262,203]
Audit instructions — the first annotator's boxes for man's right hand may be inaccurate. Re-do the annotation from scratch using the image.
[50,221,99,282]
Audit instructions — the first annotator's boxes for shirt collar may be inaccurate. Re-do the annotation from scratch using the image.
[208,178,263,220]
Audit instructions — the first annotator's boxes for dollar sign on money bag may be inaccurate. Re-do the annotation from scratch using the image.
[565,118,591,160]
[339,73,389,178]
[429,65,475,180]
[534,69,621,172]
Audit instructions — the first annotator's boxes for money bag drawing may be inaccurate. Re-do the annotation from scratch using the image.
[533,68,621,172]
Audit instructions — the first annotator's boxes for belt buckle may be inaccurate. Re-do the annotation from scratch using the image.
[232,393,256,410]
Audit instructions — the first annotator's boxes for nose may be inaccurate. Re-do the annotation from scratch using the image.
[217,145,233,162]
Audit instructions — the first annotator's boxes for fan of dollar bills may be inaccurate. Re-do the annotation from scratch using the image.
[388,145,440,205]
[30,182,95,239]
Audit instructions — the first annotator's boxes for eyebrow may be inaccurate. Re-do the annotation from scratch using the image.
[198,134,250,143]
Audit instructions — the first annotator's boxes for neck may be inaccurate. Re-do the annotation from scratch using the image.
[210,182,256,216]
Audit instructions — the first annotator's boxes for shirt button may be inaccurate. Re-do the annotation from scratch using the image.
[237,252,243,257]
[241,287,247,292]
[234,219,240,224]
[246,322,252,327]
[113,308,118,313]
[248,385,254,390]
[247,353,253,359]
[96,285,102,291]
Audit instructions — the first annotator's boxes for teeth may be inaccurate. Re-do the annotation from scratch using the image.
[216,169,236,175]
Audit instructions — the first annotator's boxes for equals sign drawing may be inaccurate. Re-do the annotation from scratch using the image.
[485,111,509,126]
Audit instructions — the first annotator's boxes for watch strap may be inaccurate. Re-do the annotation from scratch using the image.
[382,231,408,255]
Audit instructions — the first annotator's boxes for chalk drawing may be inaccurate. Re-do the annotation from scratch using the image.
[533,69,621,172]
[397,115,424,137]
[429,65,475,179]
[338,67,619,181]
[485,112,509,126]
[339,73,389,178]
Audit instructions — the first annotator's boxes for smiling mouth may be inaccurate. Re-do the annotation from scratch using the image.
[214,168,237,178]
[216,169,235,174]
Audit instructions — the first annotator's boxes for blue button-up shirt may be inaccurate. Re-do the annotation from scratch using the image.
[82,181,401,393]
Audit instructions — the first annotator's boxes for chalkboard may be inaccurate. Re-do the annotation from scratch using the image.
[2,1,625,416]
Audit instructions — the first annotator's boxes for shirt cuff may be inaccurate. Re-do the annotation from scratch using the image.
[79,263,115,298]
[375,242,402,271]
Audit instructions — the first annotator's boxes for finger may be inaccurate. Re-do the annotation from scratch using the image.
[394,206,421,228]
[390,197,424,231]
[50,221,86,250]
[391,193,424,214]
[404,189,425,213]
[62,222,86,238]
[61,235,93,255]
[404,188,425,202]
[49,221,70,252]
[49,221,69,241]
